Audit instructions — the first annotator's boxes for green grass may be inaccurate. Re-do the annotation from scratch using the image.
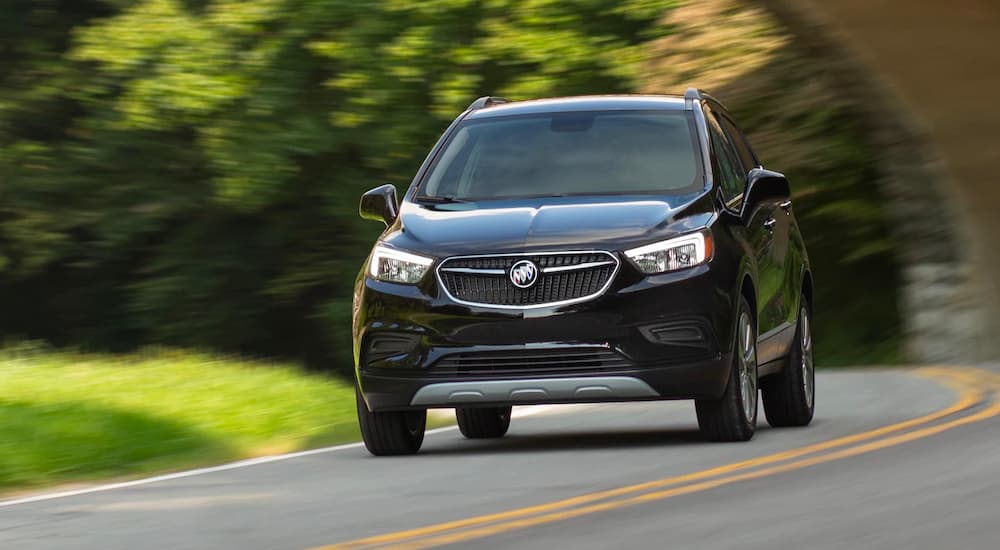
[0,345,363,492]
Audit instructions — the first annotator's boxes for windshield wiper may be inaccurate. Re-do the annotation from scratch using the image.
[415,195,471,204]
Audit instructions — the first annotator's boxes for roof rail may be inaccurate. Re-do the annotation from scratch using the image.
[683,87,701,110]
[467,96,511,111]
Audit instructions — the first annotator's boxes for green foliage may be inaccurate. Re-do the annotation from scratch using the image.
[0,0,903,368]
[0,0,673,368]
[0,345,360,489]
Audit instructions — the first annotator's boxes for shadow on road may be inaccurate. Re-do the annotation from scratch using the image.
[415,418,824,455]
[421,428,709,455]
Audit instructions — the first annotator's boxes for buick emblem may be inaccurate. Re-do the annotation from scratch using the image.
[509,259,539,288]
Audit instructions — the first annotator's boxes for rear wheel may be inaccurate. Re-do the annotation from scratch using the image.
[356,387,426,456]
[456,406,512,439]
[696,296,757,442]
[761,302,815,427]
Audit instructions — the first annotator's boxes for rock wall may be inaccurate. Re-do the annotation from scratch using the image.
[758,0,991,363]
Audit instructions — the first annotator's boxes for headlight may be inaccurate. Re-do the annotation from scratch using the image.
[369,245,433,284]
[624,231,713,274]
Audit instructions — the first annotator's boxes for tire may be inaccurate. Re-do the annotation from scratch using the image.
[456,406,512,439]
[761,302,815,427]
[356,386,426,456]
[696,295,758,442]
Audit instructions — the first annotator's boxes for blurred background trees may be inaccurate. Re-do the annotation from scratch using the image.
[0,0,677,369]
[1,0,903,372]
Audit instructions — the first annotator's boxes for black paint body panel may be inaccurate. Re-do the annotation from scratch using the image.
[353,94,811,411]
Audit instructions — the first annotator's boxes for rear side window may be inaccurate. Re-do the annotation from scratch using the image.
[420,111,703,199]
[706,113,745,203]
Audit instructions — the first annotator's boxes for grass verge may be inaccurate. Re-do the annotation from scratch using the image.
[0,345,365,493]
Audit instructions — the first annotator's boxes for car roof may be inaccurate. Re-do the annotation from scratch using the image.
[464,95,688,120]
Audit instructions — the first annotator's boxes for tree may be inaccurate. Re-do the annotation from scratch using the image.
[0,0,674,369]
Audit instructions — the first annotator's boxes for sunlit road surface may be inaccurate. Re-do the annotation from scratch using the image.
[3,367,1000,549]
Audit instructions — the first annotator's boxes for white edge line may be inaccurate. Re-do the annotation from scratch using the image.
[0,405,565,508]
[0,426,452,508]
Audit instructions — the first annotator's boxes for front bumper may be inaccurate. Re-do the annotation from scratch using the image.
[354,262,736,411]
[360,357,732,410]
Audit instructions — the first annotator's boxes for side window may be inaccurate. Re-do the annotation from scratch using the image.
[706,112,744,203]
[717,114,758,173]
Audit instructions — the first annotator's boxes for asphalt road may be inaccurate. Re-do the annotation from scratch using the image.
[2,367,999,549]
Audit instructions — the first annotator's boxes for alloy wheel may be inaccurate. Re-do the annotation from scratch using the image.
[737,311,758,423]
[800,307,815,409]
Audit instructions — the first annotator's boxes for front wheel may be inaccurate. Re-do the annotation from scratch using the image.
[696,296,758,442]
[761,303,815,427]
[356,387,426,456]
[456,406,511,439]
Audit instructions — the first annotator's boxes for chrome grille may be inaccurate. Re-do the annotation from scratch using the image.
[437,251,619,308]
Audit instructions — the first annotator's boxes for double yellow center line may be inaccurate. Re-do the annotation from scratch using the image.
[318,367,1000,550]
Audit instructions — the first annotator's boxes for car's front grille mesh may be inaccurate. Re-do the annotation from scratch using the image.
[432,348,632,376]
[438,252,617,307]
[443,253,609,270]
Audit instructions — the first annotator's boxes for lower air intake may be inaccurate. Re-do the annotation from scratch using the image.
[432,347,632,377]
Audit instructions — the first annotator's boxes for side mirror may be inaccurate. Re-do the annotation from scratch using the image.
[741,168,790,223]
[359,184,399,226]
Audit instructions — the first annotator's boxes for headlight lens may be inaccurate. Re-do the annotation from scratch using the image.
[625,231,713,274]
[369,245,433,284]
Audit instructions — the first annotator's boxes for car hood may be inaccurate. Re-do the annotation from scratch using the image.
[383,193,715,256]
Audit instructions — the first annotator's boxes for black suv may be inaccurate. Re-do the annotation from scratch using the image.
[353,89,815,455]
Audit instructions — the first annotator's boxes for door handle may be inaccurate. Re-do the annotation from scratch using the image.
[763,218,777,232]
[779,199,792,212]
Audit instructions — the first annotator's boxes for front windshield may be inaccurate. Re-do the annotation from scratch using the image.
[419,110,702,200]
